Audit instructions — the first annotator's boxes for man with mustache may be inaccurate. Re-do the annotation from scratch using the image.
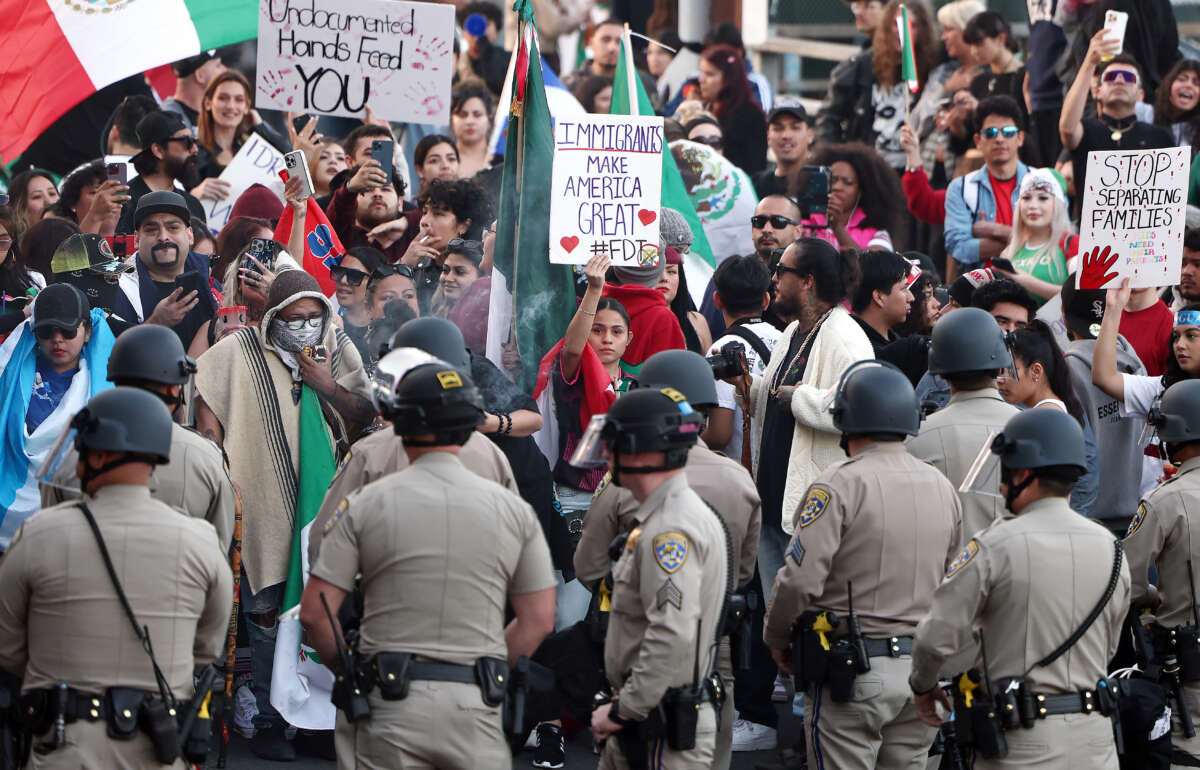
[753,196,804,270]
[113,191,218,347]
[115,110,209,235]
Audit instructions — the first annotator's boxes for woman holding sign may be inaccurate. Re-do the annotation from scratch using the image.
[192,71,289,201]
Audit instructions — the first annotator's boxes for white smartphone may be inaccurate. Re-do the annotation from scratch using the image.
[1102,10,1128,61]
[283,150,315,200]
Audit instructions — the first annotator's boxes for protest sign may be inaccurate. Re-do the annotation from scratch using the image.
[199,134,286,233]
[549,115,664,266]
[255,0,455,123]
[1077,146,1189,289]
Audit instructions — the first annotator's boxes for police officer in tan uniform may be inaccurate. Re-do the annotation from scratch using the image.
[575,349,760,770]
[0,387,232,769]
[299,363,557,770]
[911,408,1130,769]
[906,307,1019,540]
[40,323,237,551]
[576,387,730,769]
[1123,379,1200,765]
[307,346,520,564]
[764,360,962,770]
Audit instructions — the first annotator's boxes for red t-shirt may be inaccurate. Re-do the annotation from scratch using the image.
[1119,300,1175,376]
[989,173,1017,226]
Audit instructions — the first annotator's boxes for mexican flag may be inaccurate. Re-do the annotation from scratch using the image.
[897,4,919,93]
[610,30,715,302]
[485,0,576,393]
[269,385,338,730]
[1,0,257,162]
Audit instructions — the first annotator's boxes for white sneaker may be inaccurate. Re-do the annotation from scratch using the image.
[772,674,790,702]
[732,718,778,751]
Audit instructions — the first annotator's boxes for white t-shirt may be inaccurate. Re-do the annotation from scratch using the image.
[709,320,783,465]
[1120,372,1164,418]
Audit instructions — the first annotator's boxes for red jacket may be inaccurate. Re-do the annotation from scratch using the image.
[601,283,685,365]
[902,168,947,225]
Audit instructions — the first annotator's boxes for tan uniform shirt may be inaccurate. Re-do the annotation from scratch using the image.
[906,388,1018,541]
[605,472,730,721]
[308,428,519,564]
[575,440,761,589]
[312,452,555,663]
[763,441,962,649]
[0,484,232,695]
[41,423,237,553]
[1125,456,1200,627]
[911,496,1130,694]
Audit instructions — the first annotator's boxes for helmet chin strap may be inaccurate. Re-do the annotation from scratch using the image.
[1002,467,1037,512]
[610,448,687,485]
[79,452,145,491]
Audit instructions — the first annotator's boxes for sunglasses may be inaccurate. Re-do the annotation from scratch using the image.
[330,265,369,286]
[35,325,80,340]
[165,135,197,150]
[691,135,724,149]
[446,237,483,256]
[752,214,799,229]
[980,126,1020,140]
[772,263,805,278]
[371,264,415,280]
[1102,69,1138,85]
[280,315,323,331]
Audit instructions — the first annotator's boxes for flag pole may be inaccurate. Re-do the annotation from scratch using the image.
[623,24,639,118]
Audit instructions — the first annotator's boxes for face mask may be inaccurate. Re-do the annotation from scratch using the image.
[269,317,324,352]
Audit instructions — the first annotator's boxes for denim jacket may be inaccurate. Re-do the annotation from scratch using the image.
[944,162,1029,266]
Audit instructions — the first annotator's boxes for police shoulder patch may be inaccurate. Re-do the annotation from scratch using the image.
[798,488,832,528]
[1126,503,1149,537]
[592,471,612,499]
[787,538,805,566]
[324,498,350,534]
[946,539,980,578]
[652,532,689,573]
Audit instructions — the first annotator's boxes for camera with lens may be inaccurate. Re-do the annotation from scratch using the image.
[707,341,748,381]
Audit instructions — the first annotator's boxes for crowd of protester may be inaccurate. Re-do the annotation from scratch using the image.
[3,0,1200,767]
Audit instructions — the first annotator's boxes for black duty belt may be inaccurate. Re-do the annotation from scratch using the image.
[363,659,477,689]
[862,636,914,658]
[1028,689,1100,717]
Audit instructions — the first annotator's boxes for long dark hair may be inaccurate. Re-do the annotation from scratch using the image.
[0,211,36,298]
[1165,303,1200,388]
[1008,320,1086,425]
[875,0,938,89]
[700,44,758,119]
[808,142,908,249]
[1154,59,1200,156]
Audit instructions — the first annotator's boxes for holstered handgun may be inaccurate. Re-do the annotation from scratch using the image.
[790,610,839,690]
[1165,654,1196,738]
[726,593,752,671]
[953,669,1007,759]
[178,664,221,764]
[1096,677,1125,755]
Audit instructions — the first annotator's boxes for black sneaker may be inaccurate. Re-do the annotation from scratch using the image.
[249,724,296,762]
[532,723,565,769]
[293,729,336,760]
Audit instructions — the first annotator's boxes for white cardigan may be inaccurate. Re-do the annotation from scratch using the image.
[749,307,873,535]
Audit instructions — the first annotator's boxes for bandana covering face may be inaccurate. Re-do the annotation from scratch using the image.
[269,318,325,353]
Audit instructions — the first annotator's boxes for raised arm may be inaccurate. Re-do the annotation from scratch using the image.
[560,253,611,382]
[1092,278,1131,400]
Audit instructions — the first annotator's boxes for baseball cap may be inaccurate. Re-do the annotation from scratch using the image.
[1060,274,1106,340]
[131,111,189,165]
[767,97,809,126]
[172,50,220,78]
[32,284,89,336]
[50,234,134,276]
[134,190,192,230]
[948,267,996,307]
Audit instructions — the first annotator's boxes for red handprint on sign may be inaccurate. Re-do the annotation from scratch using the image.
[1078,245,1120,289]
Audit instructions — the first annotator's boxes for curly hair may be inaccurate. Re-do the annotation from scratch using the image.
[198,70,256,156]
[808,142,908,249]
[1155,59,1200,155]
[874,0,938,90]
[451,79,495,129]
[417,178,495,240]
[59,161,107,222]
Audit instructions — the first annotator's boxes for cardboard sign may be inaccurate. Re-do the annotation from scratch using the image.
[255,0,455,123]
[199,134,286,233]
[1076,147,1189,289]
[549,115,664,266]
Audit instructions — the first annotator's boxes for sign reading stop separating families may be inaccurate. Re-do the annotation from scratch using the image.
[549,115,664,266]
[255,0,455,123]
[1076,147,1189,289]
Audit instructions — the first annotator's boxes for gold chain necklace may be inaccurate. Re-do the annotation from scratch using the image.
[769,307,835,398]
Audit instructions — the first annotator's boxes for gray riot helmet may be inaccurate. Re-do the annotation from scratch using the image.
[1149,380,1200,446]
[927,307,1013,375]
[390,317,470,370]
[107,323,197,386]
[638,349,719,409]
[72,387,173,464]
[829,360,920,438]
[991,408,1087,473]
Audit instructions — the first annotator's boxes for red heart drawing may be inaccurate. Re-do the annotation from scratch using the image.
[638,209,656,226]
[560,236,580,253]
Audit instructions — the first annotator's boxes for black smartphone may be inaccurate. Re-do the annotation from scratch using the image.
[105,162,127,186]
[174,270,202,296]
[370,139,394,186]
[989,257,1017,274]
[794,166,830,216]
[292,113,315,134]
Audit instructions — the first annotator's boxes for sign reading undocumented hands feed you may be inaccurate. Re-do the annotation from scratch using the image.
[1076,147,1188,289]
[256,0,455,123]
[550,115,664,266]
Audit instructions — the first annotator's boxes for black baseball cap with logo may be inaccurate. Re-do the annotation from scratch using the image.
[767,97,809,126]
[32,284,89,337]
[1060,273,1106,340]
[172,50,220,78]
[50,234,133,277]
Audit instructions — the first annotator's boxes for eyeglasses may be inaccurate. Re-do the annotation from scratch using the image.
[980,125,1020,140]
[279,315,323,331]
[752,214,799,229]
[1102,69,1138,85]
[35,325,80,340]
[772,263,805,278]
[330,265,369,286]
[165,135,197,150]
[446,238,484,257]
[691,135,724,150]
[371,264,415,281]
